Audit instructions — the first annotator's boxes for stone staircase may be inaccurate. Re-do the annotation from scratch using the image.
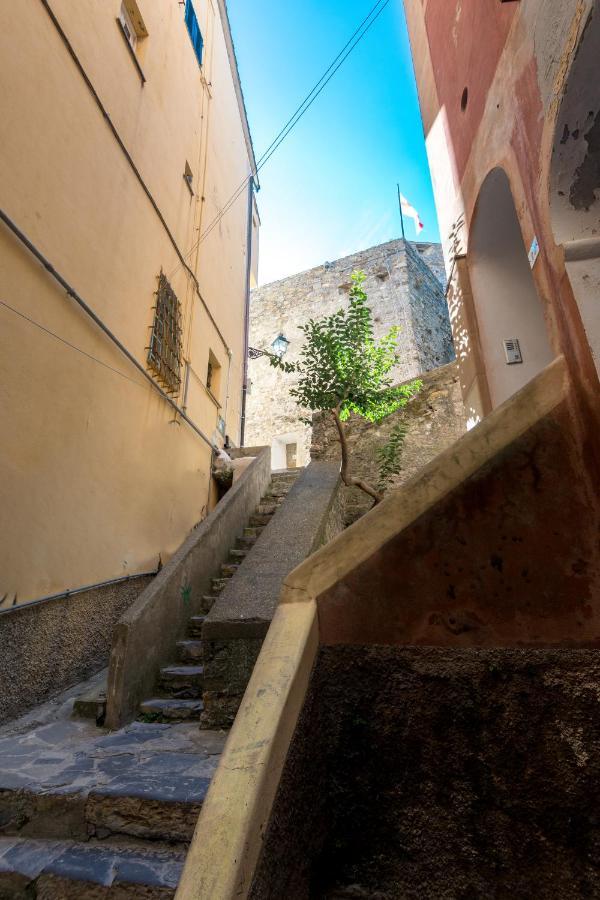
[0,471,300,898]
[138,470,300,724]
[0,705,224,899]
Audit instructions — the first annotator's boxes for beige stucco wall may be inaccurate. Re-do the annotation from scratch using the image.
[0,0,257,604]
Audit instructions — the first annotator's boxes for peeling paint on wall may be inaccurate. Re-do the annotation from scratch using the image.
[570,110,600,210]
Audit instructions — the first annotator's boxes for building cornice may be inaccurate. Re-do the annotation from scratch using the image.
[216,0,259,187]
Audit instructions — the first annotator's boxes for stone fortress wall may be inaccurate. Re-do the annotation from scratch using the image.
[311,362,466,525]
[245,238,455,468]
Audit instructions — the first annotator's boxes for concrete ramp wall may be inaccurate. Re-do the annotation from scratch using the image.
[176,356,600,899]
[106,447,272,730]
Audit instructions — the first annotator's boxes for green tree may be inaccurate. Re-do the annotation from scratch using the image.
[270,271,421,505]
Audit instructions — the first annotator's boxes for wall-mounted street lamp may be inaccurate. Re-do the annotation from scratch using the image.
[271,334,290,358]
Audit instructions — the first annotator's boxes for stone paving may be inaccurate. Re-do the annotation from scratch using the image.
[0,673,225,806]
[0,672,227,895]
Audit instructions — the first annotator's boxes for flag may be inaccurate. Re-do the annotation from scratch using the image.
[400,194,424,235]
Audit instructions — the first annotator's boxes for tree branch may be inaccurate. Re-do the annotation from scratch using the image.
[330,409,383,505]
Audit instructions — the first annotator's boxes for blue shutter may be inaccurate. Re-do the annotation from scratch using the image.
[184,0,204,67]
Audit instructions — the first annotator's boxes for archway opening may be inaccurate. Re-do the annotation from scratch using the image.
[550,1,600,376]
[468,168,554,410]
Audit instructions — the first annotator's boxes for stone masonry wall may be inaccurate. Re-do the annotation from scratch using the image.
[245,239,454,468]
[311,362,465,525]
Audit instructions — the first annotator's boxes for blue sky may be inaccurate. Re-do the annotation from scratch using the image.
[227,0,440,285]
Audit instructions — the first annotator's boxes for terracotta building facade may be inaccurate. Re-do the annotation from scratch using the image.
[403,0,600,434]
[0,0,258,608]
[245,238,454,469]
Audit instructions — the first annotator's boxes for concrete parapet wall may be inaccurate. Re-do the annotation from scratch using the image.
[203,461,342,640]
[251,647,600,898]
[0,576,152,725]
[201,461,342,727]
[176,356,600,900]
[105,448,272,730]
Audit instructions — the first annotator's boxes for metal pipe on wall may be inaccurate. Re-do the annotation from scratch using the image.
[0,207,217,452]
[239,175,255,446]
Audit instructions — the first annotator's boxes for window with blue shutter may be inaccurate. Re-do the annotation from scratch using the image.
[184,0,204,67]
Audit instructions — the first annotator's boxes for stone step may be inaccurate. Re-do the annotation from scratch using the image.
[176,639,203,662]
[236,534,257,550]
[201,595,216,613]
[229,548,247,561]
[0,720,217,845]
[241,526,263,540]
[261,496,286,509]
[220,562,239,578]
[189,615,206,636]
[249,513,273,527]
[159,665,204,698]
[211,577,230,594]
[264,484,293,498]
[256,502,278,516]
[72,670,108,725]
[139,698,203,721]
[0,838,185,898]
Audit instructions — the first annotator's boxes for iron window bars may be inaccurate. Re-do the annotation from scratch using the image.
[147,272,183,395]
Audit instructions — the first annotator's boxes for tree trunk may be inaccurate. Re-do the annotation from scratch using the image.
[331,409,383,505]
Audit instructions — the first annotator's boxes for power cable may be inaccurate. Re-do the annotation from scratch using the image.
[168,0,391,280]
[0,300,143,388]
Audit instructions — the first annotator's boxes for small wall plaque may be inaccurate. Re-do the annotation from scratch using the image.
[503,338,523,365]
[528,236,540,268]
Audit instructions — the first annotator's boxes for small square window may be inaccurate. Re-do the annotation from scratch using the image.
[184,0,204,67]
[119,3,137,50]
[206,350,222,402]
[118,1,147,51]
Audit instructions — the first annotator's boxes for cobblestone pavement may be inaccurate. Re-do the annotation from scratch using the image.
[0,672,228,894]
[0,671,226,804]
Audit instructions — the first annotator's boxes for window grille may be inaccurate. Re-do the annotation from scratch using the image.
[147,273,183,394]
[184,0,204,67]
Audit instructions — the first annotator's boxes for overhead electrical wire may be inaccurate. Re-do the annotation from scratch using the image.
[168,0,392,280]
[0,300,143,388]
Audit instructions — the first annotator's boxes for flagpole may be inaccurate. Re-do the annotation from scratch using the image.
[397,183,406,241]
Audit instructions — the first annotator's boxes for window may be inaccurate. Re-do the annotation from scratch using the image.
[206,350,222,402]
[118,1,147,50]
[286,443,298,470]
[147,273,183,394]
[184,0,204,67]
[117,1,148,82]
[119,2,138,50]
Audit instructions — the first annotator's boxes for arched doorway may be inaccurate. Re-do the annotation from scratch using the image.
[467,168,554,410]
[550,0,600,377]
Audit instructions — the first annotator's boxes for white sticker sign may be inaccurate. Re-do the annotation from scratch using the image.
[528,236,540,268]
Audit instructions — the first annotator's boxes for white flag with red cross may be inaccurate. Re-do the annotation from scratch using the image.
[400,194,424,235]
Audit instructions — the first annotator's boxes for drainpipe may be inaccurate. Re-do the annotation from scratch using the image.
[239,175,255,446]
